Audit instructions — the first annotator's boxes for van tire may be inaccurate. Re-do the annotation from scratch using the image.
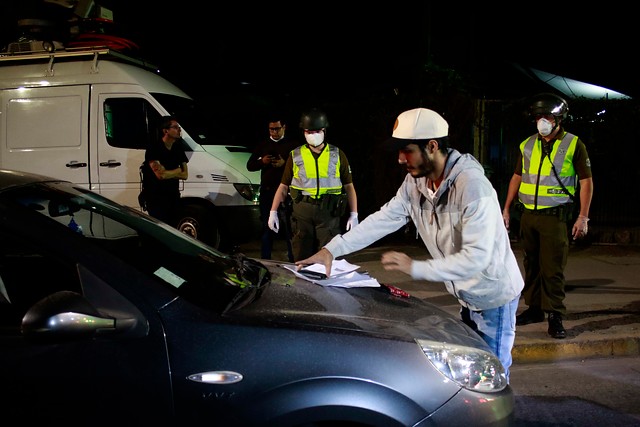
[177,205,221,249]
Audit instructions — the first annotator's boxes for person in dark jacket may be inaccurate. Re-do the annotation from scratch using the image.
[246,114,297,261]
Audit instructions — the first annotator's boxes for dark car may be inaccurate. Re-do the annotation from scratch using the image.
[0,169,514,426]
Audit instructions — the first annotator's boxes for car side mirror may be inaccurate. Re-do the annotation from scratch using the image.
[21,290,115,339]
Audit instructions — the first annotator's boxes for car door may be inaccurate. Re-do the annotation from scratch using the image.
[0,210,174,422]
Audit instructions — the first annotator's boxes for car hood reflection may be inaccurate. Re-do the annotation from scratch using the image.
[224,261,483,347]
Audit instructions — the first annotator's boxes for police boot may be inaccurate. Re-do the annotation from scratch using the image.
[547,312,567,339]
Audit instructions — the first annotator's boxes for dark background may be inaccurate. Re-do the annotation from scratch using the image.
[2,2,637,103]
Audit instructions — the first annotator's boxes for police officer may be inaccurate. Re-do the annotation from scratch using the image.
[268,108,358,261]
[502,93,594,339]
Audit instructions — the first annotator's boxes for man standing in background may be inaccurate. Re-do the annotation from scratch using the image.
[247,114,297,261]
[143,115,189,227]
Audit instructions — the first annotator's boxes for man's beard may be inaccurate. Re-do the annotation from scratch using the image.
[405,151,433,178]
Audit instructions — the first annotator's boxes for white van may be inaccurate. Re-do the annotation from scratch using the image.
[0,46,261,250]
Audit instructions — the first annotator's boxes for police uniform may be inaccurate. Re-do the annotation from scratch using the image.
[280,143,352,261]
[515,129,592,323]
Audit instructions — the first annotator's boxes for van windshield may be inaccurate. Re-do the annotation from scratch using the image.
[151,93,249,148]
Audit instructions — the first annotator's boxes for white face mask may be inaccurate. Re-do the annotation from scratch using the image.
[304,131,325,147]
[537,118,554,137]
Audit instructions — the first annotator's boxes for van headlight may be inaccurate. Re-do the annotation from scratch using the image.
[416,339,508,392]
[234,184,260,202]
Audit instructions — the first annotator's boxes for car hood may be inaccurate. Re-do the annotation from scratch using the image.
[225,260,487,348]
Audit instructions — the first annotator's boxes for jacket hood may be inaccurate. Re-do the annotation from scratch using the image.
[440,149,485,194]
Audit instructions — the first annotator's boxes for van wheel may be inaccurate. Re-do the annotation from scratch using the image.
[177,205,221,249]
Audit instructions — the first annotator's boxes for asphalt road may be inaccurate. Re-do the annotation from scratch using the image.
[511,355,640,426]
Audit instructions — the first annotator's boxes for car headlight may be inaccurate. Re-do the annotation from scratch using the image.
[233,183,260,202]
[416,339,508,392]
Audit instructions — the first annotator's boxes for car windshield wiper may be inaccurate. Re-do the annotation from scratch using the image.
[229,253,270,289]
[222,254,271,313]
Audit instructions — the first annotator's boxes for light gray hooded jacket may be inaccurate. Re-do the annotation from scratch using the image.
[324,149,523,311]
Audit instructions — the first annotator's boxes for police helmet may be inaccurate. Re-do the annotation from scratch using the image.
[299,108,329,130]
[529,93,569,120]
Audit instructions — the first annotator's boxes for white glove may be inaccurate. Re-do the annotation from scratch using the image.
[573,215,589,239]
[346,212,358,231]
[268,210,279,233]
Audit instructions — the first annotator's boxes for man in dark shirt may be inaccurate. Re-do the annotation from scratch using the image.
[246,114,297,261]
[143,115,189,226]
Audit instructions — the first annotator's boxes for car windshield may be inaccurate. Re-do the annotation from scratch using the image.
[1,180,270,312]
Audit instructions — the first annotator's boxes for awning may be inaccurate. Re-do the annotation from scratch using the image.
[530,68,631,100]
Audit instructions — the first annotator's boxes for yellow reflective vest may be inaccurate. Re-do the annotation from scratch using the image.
[290,144,342,197]
[518,131,578,209]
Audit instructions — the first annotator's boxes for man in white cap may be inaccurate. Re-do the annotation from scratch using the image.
[296,107,524,382]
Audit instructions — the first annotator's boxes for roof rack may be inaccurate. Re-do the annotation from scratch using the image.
[0,45,158,72]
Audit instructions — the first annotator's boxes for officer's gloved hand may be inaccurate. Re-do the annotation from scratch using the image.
[346,212,358,231]
[268,210,279,233]
[572,215,589,240]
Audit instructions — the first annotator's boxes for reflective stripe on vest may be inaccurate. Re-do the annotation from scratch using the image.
[519,131,578,209]
[290,144,342,196]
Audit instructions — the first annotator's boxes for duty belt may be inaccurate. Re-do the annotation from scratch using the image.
[523,205,567,217]
[299,195,323,205]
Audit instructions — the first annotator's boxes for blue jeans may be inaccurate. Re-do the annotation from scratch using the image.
[461,295,519,383]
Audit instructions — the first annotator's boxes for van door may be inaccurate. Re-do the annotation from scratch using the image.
[92,87,165,209]
[0,85,90,184]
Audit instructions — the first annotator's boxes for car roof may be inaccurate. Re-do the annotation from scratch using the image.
[0,169,65,192]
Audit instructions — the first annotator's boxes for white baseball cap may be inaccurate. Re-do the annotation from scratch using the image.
[388,108,449,149]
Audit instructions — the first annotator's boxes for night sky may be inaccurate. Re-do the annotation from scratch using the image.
[2,2,636,101]
[124,4,638,100]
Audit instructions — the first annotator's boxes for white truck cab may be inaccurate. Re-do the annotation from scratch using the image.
[0,47,261,250]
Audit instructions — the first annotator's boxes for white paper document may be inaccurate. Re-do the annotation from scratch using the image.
[281,259,380,288]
